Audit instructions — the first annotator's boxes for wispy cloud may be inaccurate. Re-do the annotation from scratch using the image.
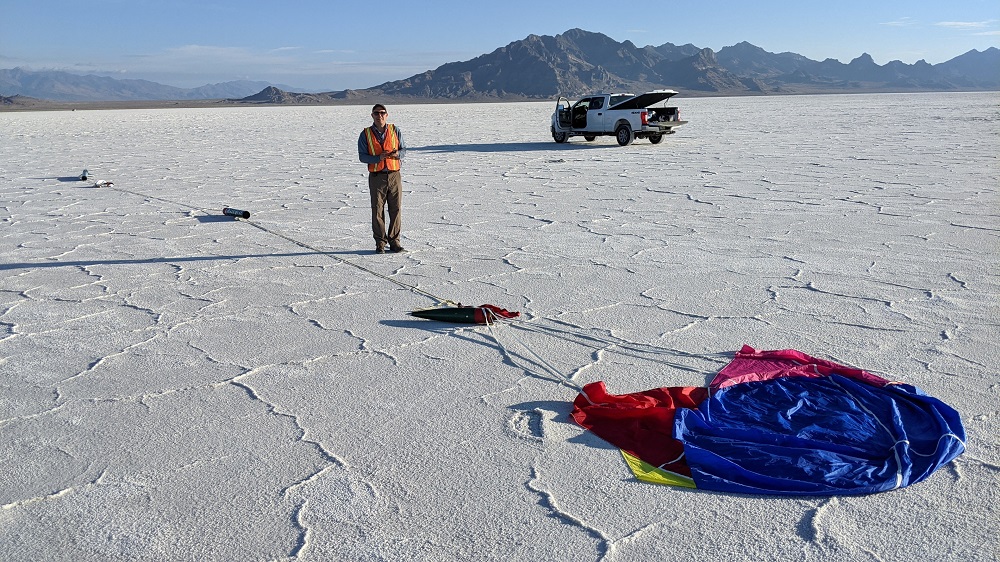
[934,20,997,30]
[880,17,917,27]
[974,30,1000,36]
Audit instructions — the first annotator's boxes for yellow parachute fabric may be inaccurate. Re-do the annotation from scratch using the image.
[620,450,696,488]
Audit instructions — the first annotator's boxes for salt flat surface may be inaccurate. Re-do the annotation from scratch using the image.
[1,92,998,561]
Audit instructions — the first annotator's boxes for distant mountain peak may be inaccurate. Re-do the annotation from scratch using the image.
[850,53,877,65]
[728,41,766,52]
[235,86,328,104]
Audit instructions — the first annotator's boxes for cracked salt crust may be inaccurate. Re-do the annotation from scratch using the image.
[0,93,997,561]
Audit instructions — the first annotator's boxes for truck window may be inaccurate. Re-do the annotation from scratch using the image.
[589,98,604,110]
[609,94,632,107]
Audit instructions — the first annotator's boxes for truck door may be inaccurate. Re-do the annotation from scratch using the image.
[571,98,592,129]
[584,97,606,133]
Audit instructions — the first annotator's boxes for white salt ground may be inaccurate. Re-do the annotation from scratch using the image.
[1,92,998,561]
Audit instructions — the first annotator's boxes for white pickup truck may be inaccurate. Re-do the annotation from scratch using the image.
[550,90,687,146]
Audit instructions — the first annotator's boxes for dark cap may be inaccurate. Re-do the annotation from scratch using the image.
[372,103,387,112]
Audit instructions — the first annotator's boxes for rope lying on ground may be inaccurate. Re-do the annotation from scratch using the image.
[239,219,455,306]
[106,184,456,306]
[482,307,589,397]
[506,319,731,374]
[480,309,732,403]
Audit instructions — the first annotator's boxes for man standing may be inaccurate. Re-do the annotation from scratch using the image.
[358,103,406,254]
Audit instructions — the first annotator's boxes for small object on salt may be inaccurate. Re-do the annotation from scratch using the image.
[222,207,251,219]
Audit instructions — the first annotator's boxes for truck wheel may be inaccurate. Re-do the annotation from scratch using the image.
[648,134,663,144]
[615,123,633,146]
[552,131,568,143]
[584,135,596,142]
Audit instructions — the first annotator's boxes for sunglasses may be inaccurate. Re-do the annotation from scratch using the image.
[372,110,387,116]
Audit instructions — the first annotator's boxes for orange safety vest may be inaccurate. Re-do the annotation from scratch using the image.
[364,124,401,173]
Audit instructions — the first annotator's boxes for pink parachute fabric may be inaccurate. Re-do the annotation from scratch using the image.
[710,345,893,389]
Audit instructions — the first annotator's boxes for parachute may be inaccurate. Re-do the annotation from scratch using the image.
[572,345,966,495]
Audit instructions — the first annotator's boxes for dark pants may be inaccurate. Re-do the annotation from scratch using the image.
[369,170,402,247]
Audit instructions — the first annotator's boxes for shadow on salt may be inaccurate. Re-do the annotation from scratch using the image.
[0,251,326,271]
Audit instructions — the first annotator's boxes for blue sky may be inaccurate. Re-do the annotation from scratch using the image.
[2,0,997,91]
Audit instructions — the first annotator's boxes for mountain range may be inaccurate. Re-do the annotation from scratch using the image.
[3,29,998,105]
[333,29,998,100]
[0,68,299,102]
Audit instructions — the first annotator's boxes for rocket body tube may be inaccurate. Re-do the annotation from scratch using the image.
[222,207,251,219]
